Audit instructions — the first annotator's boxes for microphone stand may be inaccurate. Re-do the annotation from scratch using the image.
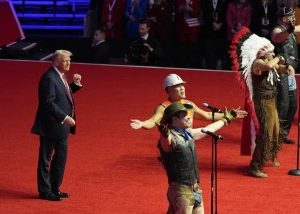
[210,111,223,214]
[288,113,300,176]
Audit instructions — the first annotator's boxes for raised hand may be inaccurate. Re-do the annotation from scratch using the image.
[287,65,295,76]
[278,56,285,65]
[73,73,82,86]
[130,119,143,129]
[232,107,248,119]
[156,122,170,138]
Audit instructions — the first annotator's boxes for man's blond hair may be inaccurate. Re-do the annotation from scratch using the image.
[52,50,73,62]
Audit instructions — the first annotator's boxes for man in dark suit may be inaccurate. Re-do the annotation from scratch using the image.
[202,0,228,69]
[31,50,83,201]
[126,19,162,66]
[91,28,111,64]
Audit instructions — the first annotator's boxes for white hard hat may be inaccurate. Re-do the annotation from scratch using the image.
[163,74,186,89]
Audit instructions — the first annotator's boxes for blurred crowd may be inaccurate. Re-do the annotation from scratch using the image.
[86,0,300,69]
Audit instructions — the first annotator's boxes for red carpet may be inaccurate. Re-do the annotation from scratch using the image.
[0,59,300,213]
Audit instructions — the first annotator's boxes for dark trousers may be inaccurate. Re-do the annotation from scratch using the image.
[37,136,68,194]
[281,89,297,138]
[277,74,298,140]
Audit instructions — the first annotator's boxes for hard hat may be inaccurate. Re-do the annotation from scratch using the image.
[163,74,186,89]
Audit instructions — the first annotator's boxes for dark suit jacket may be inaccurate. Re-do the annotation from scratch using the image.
[31,66,82,139]
[250,0,277,40]
[128,36,162,66]
[202,0,228,38]
[91,41,110,64]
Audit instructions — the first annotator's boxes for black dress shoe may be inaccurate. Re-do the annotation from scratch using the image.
[284,138,295,144]
[39,192,62,201]
[53,191,70,198]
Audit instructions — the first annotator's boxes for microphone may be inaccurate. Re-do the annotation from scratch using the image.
[201,128,224,140]
[203,103,223,113]
[290,56,300,62]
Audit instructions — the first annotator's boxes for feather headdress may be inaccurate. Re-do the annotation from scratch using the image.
[229,27,275,155]
[230,27,275,100]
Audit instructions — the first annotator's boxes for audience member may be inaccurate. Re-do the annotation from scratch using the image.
[100,0,126,40]
[202,0,229,70]
[126,19,162,66]
[85,0,104,37]
[147,0,174,65]
[226,0,252,42]
[18,0,300,71]
[89,0,103,20]
[125,0,148,39]
[250,0,278,39]
[147,0,173,41]
[174,0,201,68]
[91,28,111,64]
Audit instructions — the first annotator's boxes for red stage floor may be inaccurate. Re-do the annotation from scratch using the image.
[0,59,299,213]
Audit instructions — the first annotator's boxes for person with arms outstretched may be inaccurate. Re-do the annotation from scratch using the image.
[157,101,237,213]
[131,74,247,130]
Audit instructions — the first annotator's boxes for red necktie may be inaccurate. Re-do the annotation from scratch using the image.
[62,74,72,101]
[62,74,74,117]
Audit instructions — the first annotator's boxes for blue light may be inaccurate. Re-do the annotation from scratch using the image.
[11,0,90,32]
